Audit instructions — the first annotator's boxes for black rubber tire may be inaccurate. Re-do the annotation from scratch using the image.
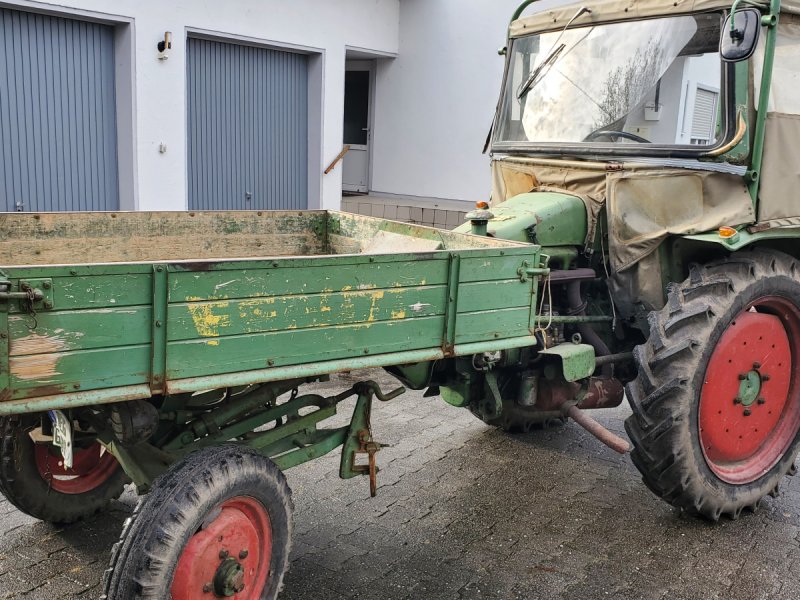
[0,414,127,524]
[102,445,293,600]
[625,249,800,520]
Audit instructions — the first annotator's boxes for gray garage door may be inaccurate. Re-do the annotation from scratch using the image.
[187,37,309,211]
[0,8,118,212]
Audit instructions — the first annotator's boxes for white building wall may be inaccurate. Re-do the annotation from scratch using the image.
[7,0,400,211]
[370,0,569,205]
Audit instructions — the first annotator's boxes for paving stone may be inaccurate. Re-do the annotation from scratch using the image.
[0,369,798,598]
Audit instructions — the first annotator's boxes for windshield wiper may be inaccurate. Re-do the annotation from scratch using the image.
[517,43,566,99]
[516,6,592,99]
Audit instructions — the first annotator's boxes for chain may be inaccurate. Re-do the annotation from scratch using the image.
[23,287,38,331]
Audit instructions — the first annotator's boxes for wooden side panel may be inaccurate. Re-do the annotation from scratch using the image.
[168,260,450,302]
[166,317,446,380]
[455,253,536,342]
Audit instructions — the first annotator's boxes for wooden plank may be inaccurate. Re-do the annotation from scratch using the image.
[166,316,446,380]
[0,211,327,265]
[5,274,153,313]
[459,254,531,283]
[9,344,151,397]
[168,260,450,302]
[454,307,532,344]
[167,285,446,341]
[8,307,152,356]
[457,279,533,314]
[4,233,324,266]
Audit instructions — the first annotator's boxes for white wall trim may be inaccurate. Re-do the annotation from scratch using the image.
[344,44,398,59]
[186,26,326,56]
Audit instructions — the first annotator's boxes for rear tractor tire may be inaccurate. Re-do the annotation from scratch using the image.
[103,445,293,600]
[626,249,800,520]
[0,414,127,524]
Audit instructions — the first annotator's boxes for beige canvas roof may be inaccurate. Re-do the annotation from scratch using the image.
[509,0,798,37]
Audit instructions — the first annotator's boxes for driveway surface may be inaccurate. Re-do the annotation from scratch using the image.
[1,369,799,599]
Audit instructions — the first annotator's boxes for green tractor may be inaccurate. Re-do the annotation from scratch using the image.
[399,0,800,521]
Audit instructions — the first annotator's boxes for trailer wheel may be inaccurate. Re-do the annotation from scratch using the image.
[0,415,127,523]
[103,445,292,600]
[626,249,800,520]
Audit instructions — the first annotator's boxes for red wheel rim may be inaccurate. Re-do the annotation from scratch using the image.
[699,296,800,484]
[34,441,120,494]
[171,496,272,600]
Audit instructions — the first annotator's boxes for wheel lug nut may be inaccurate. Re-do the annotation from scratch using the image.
[219,549,229,559]
[761,374,770,382]
[753,362,761,369]
[734,398,741,404]
[744,409,752,416]
[203,583,212,593]
[738,373,747,380]
[239,549,249,559]
[757,398,766,405]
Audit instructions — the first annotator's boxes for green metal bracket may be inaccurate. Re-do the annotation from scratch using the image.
[443,253,461,352]
[104,439,176,493]
[340,381,404,497]
[540,342,596,382]
[747,0,781,204]
[151,265,168,394]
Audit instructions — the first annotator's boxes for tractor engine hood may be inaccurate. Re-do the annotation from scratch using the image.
[457,192,587,247]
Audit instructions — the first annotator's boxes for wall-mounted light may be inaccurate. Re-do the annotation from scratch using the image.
[157,31,172,61]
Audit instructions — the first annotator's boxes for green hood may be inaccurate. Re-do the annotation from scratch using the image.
[456,192,587,246]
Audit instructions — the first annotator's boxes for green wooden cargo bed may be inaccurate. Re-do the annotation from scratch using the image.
[0,210,543,415]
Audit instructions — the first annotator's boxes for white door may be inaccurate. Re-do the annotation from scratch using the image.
[342,68,371,193]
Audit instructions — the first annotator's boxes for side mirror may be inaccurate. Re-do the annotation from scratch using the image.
[720,8,761,62]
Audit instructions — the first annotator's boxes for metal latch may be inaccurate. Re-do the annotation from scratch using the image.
[0,279,52,309]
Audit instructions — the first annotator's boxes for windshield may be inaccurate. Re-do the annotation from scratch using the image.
[495,13,725,148]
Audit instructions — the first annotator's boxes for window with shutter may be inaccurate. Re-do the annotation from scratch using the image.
[689,87,718,144]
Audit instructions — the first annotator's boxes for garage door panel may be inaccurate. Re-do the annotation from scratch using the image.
[0,8,118,212]
[187,37,308,211]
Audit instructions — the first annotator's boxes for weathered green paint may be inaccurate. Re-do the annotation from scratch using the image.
[0,211,542,414]
[10,345,151,397]
[539,343,596,382]
[454,192,587,247]
[164,335,541,396]
[272,428,348,470]
[455,307,531,344]
[166,317,448,380]
[167,285,445,341]
[151,266,168,393]
[8,307,153,353]
[443,254,461,349]
[168,259,450,302]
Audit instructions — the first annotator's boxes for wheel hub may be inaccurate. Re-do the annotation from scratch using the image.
[699,299,800,484]
[214,557,246,597]
[171,497,272,600]
[736,370,762,407]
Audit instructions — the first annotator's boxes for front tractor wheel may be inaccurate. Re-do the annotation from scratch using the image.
[626,250,800,520]
[102,445,292,600]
